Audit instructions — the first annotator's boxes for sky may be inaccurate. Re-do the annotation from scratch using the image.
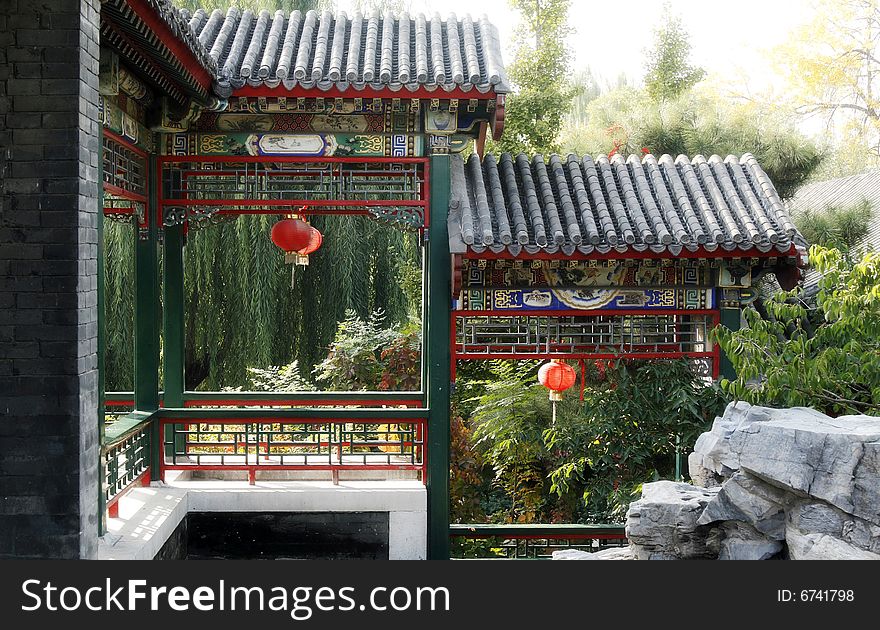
[337,0,817,93]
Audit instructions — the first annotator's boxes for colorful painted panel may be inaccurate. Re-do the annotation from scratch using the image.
[165,132,423,157]
[98,95,155,153]
[459,287,715,311]
[463,260,713,289]
[191,112,388,133]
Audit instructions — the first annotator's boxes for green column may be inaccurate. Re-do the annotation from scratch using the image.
[163,224,185,408]
[719,306,741,381]
[425,154,451,560]
[135,157,161,471]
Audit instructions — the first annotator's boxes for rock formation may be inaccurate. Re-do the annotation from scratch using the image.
[554,402,880,560]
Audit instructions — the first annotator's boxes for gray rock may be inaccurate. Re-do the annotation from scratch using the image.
[552,547,634,560]
[716,521,783,560]
[688,452,721,488]
[730,412,880,525]
[787,501,880,555]
[697,471,790,540]
[786,530,880,560]
[626,481,721,559]
[689,401,775,482]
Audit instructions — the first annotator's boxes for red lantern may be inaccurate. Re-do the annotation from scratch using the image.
[297,226,323,256]
[538,359,577,402]
[539,359,576,424]
[271,218,312,257]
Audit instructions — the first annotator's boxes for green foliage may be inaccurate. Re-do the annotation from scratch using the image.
[470,377,563,522]
[313,309,399,390]
[103,216,419,393]
[644,3,705,101]
[104,222,135,391]
[794,200,874,254]
[312,310,421,391]
[715,245,880,417]
[561,89,823,199]
[487,0,579,155]
[463,359,725,523]
[545,360,726,521]
[239,362,315,392]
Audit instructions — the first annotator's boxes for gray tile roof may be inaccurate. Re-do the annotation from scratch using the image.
[102,0,219,102]
[449,153,805,257]
[786,170,880,252]
[171,6,510,99]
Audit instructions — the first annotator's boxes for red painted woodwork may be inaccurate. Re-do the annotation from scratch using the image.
[462,245,799,261]
[233,85,498,101]
[124,0,214,94]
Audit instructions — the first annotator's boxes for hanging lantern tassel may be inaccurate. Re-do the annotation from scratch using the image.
[538,359,577,424]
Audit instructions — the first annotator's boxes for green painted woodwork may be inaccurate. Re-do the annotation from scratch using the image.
[183,390,423,403]
[449,523,625,537]
[719,307,741,381]
[103,411,158,447]
[163,225,185,408]
[136,158,161,473]
[104,390,425,405]
[157,408,428,421]
[425,154,452,560]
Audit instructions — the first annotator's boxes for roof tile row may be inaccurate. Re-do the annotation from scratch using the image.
[175,6,510,97]
[449,153,804,257]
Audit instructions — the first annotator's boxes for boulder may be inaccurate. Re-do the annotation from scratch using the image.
[626,481,721,559]
[552,547,634,560]
[689,401,775,484]
[786,501,880,556]
[729,412,880,525]
[715,521,783,560]
[786,531,880,560]
[697,471,790,540]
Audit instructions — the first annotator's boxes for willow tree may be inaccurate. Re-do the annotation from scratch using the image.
[182,214,418,390]
[104,222,135,391]
[102,0,420,391]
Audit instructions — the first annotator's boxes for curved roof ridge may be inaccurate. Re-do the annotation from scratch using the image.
[141,2,510,99]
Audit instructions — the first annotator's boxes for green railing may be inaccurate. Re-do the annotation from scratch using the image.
[102,411,155,517]
[105,391,424,408]
[450,523,627,559]
[101,395,430,514]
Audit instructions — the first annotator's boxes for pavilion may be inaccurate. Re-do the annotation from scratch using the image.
[0,0,806,559]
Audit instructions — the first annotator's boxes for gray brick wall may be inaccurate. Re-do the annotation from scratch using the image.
[0,0,101,558]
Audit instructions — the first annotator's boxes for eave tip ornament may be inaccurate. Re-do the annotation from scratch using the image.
[538,359,577,423]
[270,209,323,287]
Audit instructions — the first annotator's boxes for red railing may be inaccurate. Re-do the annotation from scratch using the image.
[158,413,427,485]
